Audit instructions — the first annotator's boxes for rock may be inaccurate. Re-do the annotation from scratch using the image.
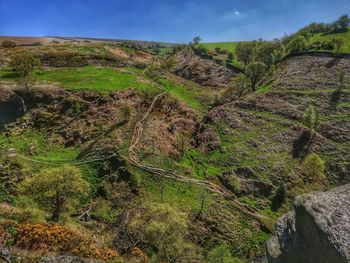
[0,246,11,263]
[39,255,104,263]
[0,90,25,127]
[266,184,350,263]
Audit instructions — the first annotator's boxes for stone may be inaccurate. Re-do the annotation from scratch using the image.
[266,184,350,263]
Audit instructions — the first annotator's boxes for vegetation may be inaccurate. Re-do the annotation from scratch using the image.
[1,40,17,48]
[302,153,325,181]
[18,165,90,221]
[9,52,41,92]
[303,105,319,134]
[0,15,349,262]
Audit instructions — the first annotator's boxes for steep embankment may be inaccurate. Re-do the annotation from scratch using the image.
[170,48,236,88]
[193,54,350,198]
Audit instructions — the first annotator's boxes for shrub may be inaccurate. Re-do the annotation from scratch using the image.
[1,40,16,48]
[207,244,244,263]
[302,153,325,182]
[287,35,308,53]
[18,165,90,221]
[303,105,319,134]
[271,183,287,211]
[1,222,119,260]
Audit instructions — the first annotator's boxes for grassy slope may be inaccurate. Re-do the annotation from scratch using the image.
[309,27,350,53]
[36,66,156,93]
[202,27,350,54]
[201,42,241,52]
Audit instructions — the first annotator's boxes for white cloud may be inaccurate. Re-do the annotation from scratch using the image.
[220,10,244,21]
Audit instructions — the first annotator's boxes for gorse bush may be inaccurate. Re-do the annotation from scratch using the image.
[0,222,118,260]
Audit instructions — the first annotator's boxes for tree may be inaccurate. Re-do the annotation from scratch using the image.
[257,41,283,69]
[331,14,350,33]
[287,35,308,53]
[303,105,319,134]
[9,52,41,92]
[18,165,90,221]
[234,42,257,71]
[302,153,325,181]
[193,36,201,45]
[222,74,249,102]
[245,61,267,92]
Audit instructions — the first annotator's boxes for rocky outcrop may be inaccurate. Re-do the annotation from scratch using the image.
[0,89,25,127]
[267,184,350,263]
[39,255,103,263]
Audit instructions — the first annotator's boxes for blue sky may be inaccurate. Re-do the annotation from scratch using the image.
[0,0,349,43]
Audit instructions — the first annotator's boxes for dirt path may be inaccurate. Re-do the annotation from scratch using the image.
[126,70,266,220]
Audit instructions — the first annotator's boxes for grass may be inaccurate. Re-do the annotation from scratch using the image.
[36,66,156,93]
[157,78,209,113]
[201,42,241,52]
[0,66,157,93]
[309,27,350,53]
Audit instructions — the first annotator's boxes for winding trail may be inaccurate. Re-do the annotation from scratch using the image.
[127,70,266,220]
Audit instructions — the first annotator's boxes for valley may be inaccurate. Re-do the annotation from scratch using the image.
[0,15,350,263]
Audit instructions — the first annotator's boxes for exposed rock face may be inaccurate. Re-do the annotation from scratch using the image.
[267,184,350,263]
[0,89,25,127]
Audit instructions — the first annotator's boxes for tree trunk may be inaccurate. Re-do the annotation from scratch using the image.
[51,192,61,221]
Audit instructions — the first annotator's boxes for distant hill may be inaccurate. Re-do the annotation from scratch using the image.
[0,35,179,48]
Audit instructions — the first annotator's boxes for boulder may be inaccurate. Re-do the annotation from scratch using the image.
[266,184,350,263]
[39,255,104,263]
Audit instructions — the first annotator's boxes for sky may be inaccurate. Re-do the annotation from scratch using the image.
[0,0,349,43]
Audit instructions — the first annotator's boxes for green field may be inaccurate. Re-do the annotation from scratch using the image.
[36,66,156,93]
[0,66,156,93]
[201,42,241,52]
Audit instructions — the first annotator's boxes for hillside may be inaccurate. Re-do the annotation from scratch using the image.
[0,32,349,263]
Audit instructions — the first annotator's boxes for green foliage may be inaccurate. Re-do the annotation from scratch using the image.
[207,245,244,263]
[1,40,17,48]
[192,36,202,45]
[90,198,118,223]
[235,42,258,70]
[129,202,190,262]
[302,153,325,181]
[256,41,283,68]
[222,74,249,102]
[129,173,141,189]
[246,61,267,92]
[331,14,350,33]
[9,52,42,92]
[227,52,234,61]
[303,105,319,132]
[18,165,90,221]
[333,38,346,53]
[287,35,308,53]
